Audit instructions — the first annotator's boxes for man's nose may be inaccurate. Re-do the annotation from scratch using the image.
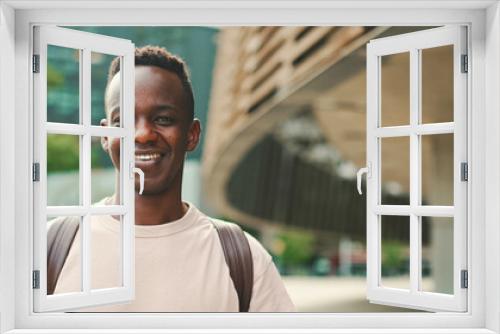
[135,119,158,143]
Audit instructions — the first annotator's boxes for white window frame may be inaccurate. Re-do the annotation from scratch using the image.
[0,1,499,333]
[32,26,136,312]
[365,26,468,312]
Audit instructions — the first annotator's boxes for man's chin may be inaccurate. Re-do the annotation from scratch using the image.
[135,179,170,196]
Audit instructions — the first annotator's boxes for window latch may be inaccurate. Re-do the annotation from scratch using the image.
[356,162,371,195]
[130,162,145,195]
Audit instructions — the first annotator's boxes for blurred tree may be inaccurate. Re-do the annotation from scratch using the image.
[382,241,406,275]
[47,64,64,87]
[47,135,79,172]
[277,230,315,269]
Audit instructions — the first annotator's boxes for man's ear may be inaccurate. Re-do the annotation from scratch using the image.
[100,118,109,151]
[186,119,201,152]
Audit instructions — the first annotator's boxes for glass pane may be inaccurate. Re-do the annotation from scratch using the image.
[47,45,80,124]
[47,215,81,294]
[381,215,410,290]
[421,45,454,124]
[381,137,410,205]
[421,134,454,206]
[421,217,454,294]
[91,215,123,290]
[91,136,121,205]
[91,52,121,127]
[381,52,410,127]
[47,134,80,206]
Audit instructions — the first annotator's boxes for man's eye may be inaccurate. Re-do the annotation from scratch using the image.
[156,116,173,125]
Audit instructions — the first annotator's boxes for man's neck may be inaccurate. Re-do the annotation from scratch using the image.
[133,192,188,226]
[112,187,188,226]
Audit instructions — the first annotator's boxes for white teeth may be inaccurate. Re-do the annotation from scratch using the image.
[135,153,161,161]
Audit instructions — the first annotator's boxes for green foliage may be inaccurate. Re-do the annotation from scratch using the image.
[91,144,114,169]
[277,230,315,267]
[382,241,406,275]
[47,65,64,87]
[47,135,79,172]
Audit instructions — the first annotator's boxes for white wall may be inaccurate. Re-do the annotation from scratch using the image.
[2,3,496,332]
[485,2,500,332]
[0,2,16,333]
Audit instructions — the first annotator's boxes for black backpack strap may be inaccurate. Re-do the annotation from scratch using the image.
[47,216,80,295]
[211,219,254,312]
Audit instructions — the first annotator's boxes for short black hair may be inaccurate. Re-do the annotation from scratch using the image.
[107,45,195,120]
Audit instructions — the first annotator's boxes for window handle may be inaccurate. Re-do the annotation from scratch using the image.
[356,163,371,195]
[133,167,145,195]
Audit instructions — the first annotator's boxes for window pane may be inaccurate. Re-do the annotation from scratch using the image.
[91,215,123,290]
[380,52,410,127]
[92,52,121,127]
[47,45,80,124]
[421,217,454,294]
[47,215,82,294]
[421,133,453,206]
[381,137,410,205]
[380,215,410,290]
[91,136,121,205]
[421,45,454,124]
[47,134,80,206]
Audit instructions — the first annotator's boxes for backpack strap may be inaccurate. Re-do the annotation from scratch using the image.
[47,216,80,295]
[211,219,254,312]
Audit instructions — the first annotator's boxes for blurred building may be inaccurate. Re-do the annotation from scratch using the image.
[203,26,453,294]
[204,27,408,232]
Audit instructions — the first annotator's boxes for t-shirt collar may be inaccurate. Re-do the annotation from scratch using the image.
[98,198,198,238]
[134,202,197,237]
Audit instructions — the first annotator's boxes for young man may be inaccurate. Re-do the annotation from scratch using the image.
[52,46,295,312]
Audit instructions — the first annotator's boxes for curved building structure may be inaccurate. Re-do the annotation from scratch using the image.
[203,26,453,242]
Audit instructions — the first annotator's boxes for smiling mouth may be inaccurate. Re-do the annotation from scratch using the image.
[135,153,163,162]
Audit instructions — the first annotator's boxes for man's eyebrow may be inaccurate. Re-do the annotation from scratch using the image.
[153,104,177,112]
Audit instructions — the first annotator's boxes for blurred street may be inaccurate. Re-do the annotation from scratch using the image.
[282,276,423,312]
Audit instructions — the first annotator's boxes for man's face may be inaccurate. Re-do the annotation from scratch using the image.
[102,65,200,195]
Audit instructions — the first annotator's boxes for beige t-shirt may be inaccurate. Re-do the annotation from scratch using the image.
[54,202,295,312]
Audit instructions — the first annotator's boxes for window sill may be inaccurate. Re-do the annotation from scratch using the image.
[3,329,497,334]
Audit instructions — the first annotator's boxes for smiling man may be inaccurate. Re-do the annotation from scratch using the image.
[49,46,295,312]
